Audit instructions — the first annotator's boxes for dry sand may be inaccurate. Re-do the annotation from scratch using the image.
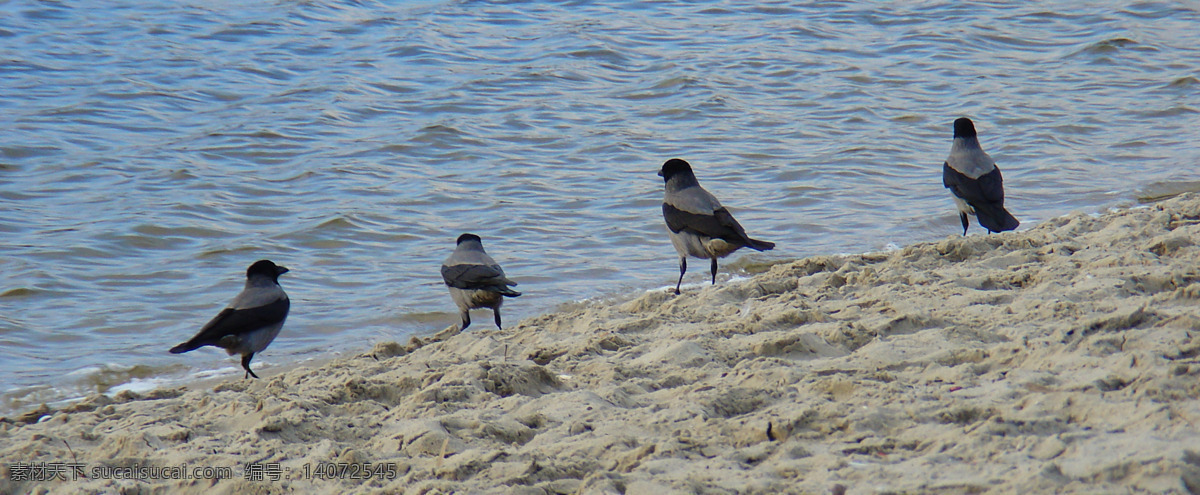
[3,194,1200,495]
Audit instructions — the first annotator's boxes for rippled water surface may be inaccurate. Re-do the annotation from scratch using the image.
[2,0,1198,413]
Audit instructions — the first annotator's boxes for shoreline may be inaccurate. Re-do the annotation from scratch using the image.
[2,194,1199,493]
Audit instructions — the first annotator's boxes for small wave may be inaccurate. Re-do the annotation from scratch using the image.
[2,362,185,416]
[1136,181,1200,203]
[0,145,61,159]
[1135,106,1199,118]
[1068,37,1140,58]
[192,366,245,381]
[107,377,174,395]
[1167,76,1199,88]
[565,48,628,64]
[0,287,43,298]
[198,245,262,258]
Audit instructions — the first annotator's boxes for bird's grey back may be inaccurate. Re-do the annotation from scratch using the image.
[227,277,287,310]
[444,240,500,269]
[665,183,723,215]
[946,137,996,179]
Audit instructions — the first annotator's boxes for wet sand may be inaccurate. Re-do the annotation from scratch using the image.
[3,194,1200,494]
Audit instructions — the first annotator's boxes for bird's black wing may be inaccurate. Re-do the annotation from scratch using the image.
[180,298,289,349]
[441,263,511,290]
[976,167,1007,204]
[944,163,1018,232]
[943,162,1005,205]
[663,202,754,245]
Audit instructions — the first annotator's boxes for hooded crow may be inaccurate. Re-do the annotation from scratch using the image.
[441,233,521,330]
[658,158,775,295]
[942,117,1019,235]
[169,260,290,379]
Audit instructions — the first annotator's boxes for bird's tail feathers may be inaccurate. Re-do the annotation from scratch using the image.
[496,276,520,296]
[976,205,1019,233]
[745,238,775,251]
[169,340,202,354]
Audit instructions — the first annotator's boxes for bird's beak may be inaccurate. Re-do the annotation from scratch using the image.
[657,170,663,177]
[276,266,289,275]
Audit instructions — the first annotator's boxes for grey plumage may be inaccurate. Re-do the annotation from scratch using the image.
[942,117,1019,235]
[441,233,521,330]
[169,259,290,379]
[659,158,775,295]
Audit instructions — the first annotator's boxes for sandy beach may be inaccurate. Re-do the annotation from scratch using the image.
[3,194,1200,494]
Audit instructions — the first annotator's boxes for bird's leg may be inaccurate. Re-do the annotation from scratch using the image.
[242,353,259,379]
[460,311,471,331]
[675,257,686,295]
[710,258,718,285]
[959,212,969,236]
[493,308,502,329]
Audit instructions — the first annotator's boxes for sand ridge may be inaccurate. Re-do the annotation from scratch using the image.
[2,195,1200,494]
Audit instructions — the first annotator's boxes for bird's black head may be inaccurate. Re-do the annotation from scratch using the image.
[953,117,977,139]
[658,158,694,182]
[247,259,288,281]
[456,233,483,245]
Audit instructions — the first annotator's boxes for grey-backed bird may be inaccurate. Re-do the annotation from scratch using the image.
[659,158,775,295]
[441,233,521,330]
[169,260,290,379]
[942,117,1019,235]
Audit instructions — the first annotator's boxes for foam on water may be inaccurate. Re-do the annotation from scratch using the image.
[107,377,174,396]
